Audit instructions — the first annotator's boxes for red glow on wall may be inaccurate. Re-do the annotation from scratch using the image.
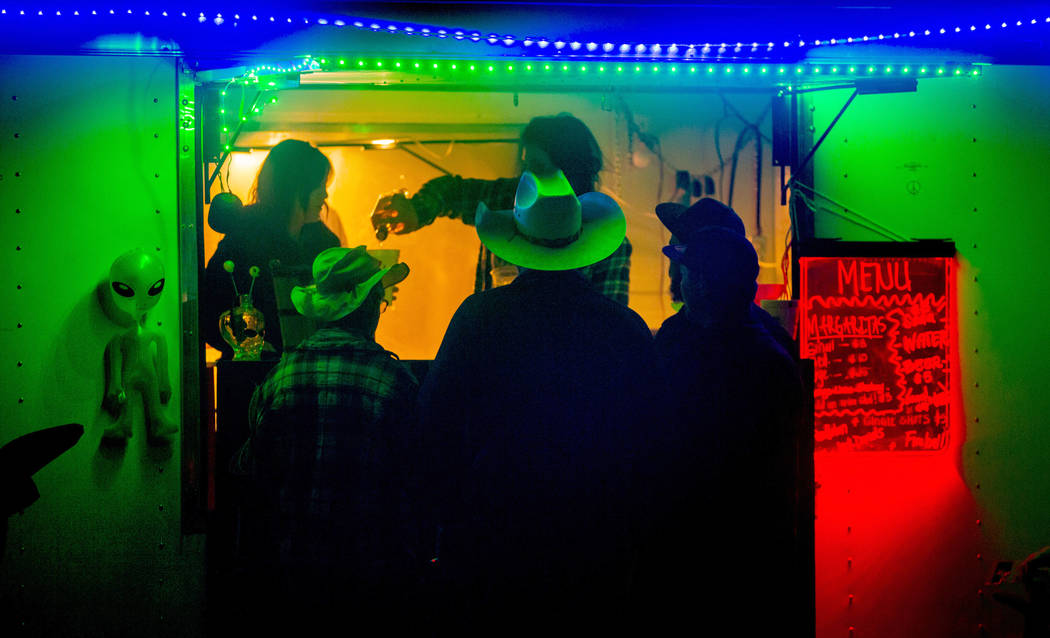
[800,256,952,452]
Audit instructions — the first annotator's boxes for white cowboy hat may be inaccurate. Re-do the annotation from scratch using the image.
[291,246,409,322]
[475,170,625,271]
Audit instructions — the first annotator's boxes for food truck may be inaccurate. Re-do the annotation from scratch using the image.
[1,2,1048,636]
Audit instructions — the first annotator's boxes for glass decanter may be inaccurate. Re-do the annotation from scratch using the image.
[219,294,265,360]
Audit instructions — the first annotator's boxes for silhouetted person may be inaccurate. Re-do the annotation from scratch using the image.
[418,170,656,635]
[203,139,340,358]
[657,197,797,358]
[230,246,420,632]
[371,112,633,304]
[639,221,802,635]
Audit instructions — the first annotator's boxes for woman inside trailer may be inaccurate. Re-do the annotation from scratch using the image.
[202,139,340,359]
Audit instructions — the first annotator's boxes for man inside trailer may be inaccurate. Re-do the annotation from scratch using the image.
[371,112,633,304]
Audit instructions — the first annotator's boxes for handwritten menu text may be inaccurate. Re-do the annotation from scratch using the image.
[800,256,951,452]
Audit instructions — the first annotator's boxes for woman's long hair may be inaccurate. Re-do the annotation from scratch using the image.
[248,139,332,231]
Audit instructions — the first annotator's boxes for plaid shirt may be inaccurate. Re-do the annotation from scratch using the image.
[235,327,421,574]
[412,175,632,305]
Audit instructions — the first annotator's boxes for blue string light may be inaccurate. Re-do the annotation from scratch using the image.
[0,7,1045,59]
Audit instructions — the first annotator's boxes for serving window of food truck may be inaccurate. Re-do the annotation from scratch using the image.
[196,59,804,361]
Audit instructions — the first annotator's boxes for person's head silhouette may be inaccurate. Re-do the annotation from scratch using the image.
[520,113,603,196]
[250,139,333,237]
[663,227,758,326]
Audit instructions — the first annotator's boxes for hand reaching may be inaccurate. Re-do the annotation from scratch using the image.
[371,190,420,238]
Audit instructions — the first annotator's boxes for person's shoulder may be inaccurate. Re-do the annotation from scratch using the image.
[747,330,802,388]
[654,308,690,338]
[352,347,421,402]
[579,284,651,339]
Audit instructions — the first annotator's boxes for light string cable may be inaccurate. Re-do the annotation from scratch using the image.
[789,181,910,242]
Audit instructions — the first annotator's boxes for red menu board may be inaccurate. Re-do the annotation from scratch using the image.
[800,256,952,452]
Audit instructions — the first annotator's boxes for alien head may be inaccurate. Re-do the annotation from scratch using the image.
[99,248,165,326]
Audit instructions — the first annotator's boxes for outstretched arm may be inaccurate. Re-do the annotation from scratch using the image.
[371,176,519,234]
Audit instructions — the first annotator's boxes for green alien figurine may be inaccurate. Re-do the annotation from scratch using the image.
[97,248,177,445]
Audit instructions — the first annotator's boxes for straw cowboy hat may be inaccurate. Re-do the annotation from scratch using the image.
[291,246,409,322]
[475,170,625,271]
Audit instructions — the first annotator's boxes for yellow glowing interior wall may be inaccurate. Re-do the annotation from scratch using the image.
[0,55,203,636]
[804,65,1050,638]
[204,89,785,358]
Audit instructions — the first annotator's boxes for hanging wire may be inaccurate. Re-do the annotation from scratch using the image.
[789,181,910,241]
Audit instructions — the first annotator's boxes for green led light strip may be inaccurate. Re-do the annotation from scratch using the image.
[310,57,982,79]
